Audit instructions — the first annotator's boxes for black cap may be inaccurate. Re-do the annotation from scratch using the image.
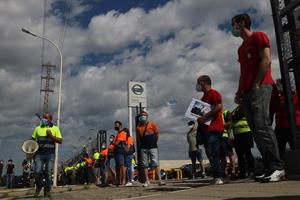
[188,121,195,126]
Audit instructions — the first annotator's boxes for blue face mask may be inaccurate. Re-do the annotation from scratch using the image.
[40,118,49,126]
[139,116,147,123]
[231,26,240,37]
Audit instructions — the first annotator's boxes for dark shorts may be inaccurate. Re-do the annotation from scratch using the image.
[189,149,203,164]
[220,137,234,157]
[100,164,108,174]
[115,153,125,167]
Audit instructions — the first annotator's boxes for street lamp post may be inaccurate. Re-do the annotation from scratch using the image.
[21,28,63,187]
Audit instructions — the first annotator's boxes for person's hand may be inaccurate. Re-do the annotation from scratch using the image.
[46,129,52,137]
[251,83,260,90]
[234,92,242,104]
[197,115,207,124]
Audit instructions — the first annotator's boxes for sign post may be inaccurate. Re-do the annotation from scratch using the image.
[128,81,147,136]
[128,81,147,182]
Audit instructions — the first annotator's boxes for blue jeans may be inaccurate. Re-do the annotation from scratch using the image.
[242,84,283,172]
[6,174,14,188]
[204,131,222,178]
[125,154,133,182]
[34,153,54,192]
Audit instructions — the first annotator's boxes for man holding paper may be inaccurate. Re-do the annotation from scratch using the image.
[196,75,224,185]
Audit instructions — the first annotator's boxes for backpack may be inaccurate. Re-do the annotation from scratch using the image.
[196,125,204,145]
[123,135,135,155]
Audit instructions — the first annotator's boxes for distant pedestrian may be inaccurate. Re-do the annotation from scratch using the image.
[113,121,127,186]
[0,160,3,186]
[272,79,300,160]
[6,159,14,188]
[83,153,93,184]
[22,159,30,187]
[123,128,135,186]
[92,148,100,184]
[186,121,206,179]
[99,143,108,186]
[0,160,3,177]
[136,110,165,187]
[107,135,116,184]
[232,13,284,182]
[196,75,224,185]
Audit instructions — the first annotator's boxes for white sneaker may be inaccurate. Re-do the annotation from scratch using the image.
[212,178,224,185]
[263,170,285,182]
[158,180,166,186]
[143,181,150,187]
[125,182,133,187]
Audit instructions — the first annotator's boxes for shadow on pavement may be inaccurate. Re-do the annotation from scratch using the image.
[226,196,300,200]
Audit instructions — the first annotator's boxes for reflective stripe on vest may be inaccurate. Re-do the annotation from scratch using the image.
[37,136,55,149]
[232,118,251,134]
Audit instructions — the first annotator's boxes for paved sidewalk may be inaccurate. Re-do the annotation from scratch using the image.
[0,178,299,200]
[131,180,300,200]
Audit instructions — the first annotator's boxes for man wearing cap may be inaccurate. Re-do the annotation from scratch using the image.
[32,112,62,197]
[136,111,165,187]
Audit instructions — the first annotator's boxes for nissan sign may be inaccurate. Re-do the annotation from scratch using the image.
[128,81,147,107]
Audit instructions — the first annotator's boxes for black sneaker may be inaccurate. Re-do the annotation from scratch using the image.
[33,187,42,198]
[255,173,266,181]
[44,191,51,198]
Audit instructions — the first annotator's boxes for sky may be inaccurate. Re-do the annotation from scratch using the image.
[0,0,283,174]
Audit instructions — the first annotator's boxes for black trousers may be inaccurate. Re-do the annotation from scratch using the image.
[234,132,254,176]
[275,127,295,161]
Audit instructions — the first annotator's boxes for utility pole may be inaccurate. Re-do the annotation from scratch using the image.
[41,63,55,113]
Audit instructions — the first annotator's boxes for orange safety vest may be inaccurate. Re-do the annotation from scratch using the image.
[84,157,93,167]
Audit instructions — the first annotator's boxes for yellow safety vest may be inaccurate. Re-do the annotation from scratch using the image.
[75,163,81,170]
[80,161,86,167]
[222,110,231,138]
[231,117,251,134]
[93,152,100,160]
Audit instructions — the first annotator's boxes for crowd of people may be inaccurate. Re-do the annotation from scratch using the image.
[27,108,166,197]
[188,13,299,185]
[61,111,166,188]
[1,12,298,198]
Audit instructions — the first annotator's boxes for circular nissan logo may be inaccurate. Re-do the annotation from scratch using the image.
[131,84,144,95]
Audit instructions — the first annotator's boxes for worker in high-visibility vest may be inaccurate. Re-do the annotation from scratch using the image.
[64,166,74,185]
[83,154,93,184]
[92,148,100,184]
[75,161,83,184]
[221,110,236,178]
[99,143,108,186]
[231,105,254,178]
[107,135,116,184]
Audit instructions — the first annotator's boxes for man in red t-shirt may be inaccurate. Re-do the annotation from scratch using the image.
[196,75,224,185]
[272,79,300,160]
[232,13,284,182]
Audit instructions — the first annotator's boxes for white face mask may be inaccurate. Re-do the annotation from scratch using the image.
[276,82,283,92]
[195,84,202,92]
[189,125,194,128]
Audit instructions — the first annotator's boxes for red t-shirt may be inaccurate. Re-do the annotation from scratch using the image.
[275,91,300,128]
[201,89,224,131]
[238,32,274,91]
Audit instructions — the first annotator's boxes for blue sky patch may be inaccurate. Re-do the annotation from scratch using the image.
[218,7,261,33]
[50,0,171,28]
